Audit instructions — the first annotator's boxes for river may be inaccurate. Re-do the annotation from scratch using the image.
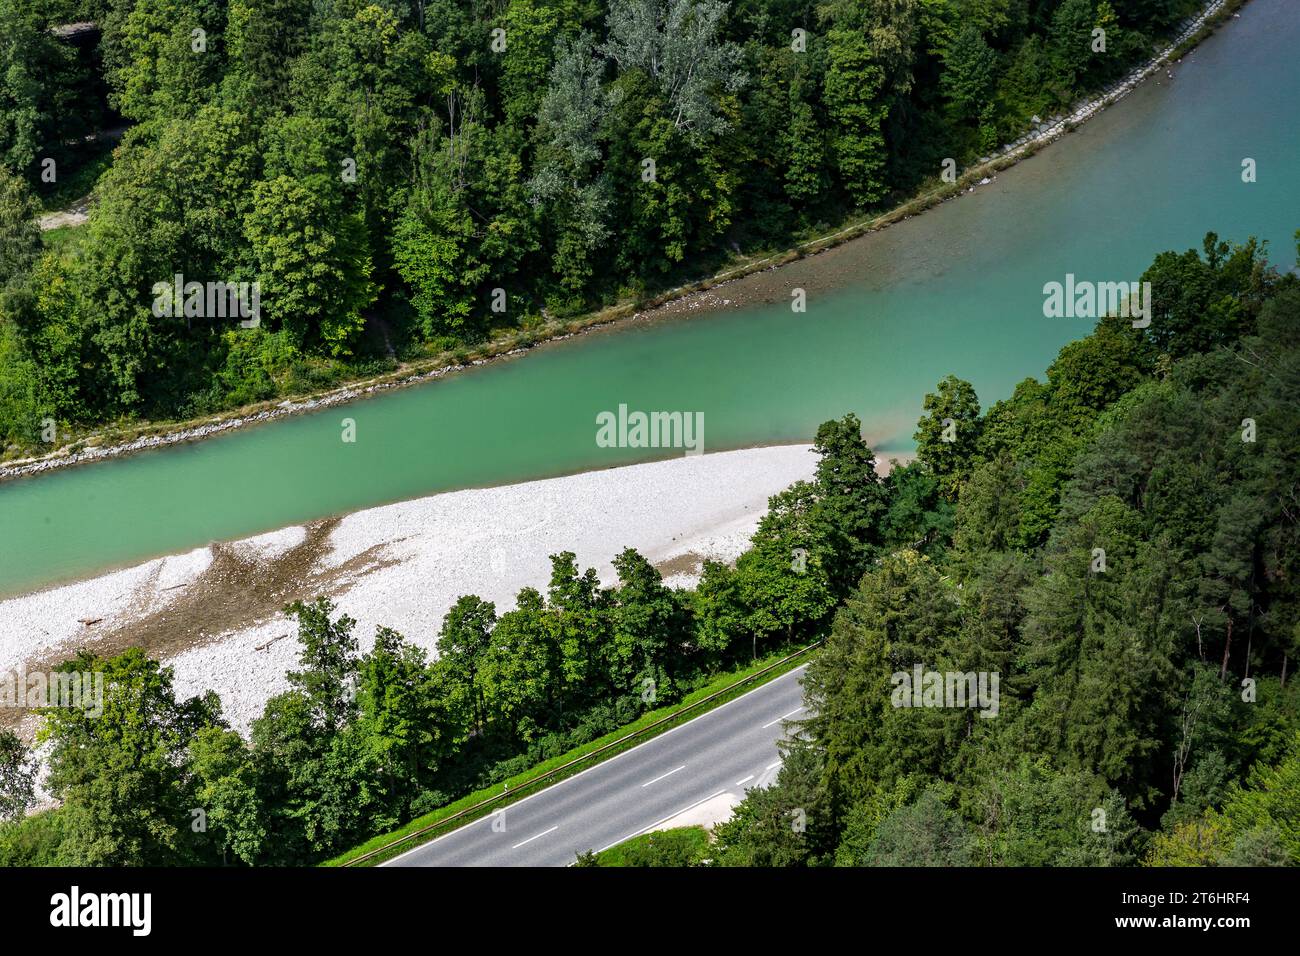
[1,0,1296,599]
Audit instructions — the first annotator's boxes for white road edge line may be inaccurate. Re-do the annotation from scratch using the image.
[381,663,808,866]
[762,707,803,729]
[765,760,781,770]
[511,826,558,849]
[593,789,729,855]
[735,774,754,787]
[641,765,686,788]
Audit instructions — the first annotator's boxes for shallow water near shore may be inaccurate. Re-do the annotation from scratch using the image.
[1,0,1297,599]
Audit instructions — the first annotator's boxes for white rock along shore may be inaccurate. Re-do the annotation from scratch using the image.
[0,444,910,734]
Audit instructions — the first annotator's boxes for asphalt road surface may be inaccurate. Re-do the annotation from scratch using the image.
[386,664,808,867]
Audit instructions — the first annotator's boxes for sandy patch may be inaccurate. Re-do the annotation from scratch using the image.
[651,791,743,834]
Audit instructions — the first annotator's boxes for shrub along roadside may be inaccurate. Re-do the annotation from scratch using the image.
[326,643,818,867]
[574,826,711,867]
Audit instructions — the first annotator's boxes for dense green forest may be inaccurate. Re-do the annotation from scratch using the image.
[1,232,1295,866]
[0,0,1209,447]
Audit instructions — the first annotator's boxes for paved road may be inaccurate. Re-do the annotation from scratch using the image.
[386,664,808,867]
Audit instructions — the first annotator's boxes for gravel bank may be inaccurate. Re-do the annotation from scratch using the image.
[0,444,877,733]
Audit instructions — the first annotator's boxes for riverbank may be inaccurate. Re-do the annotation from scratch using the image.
[0,0,1242,482]
[0,444,899,734]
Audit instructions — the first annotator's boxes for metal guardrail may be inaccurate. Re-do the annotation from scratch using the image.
[340,640,821,866]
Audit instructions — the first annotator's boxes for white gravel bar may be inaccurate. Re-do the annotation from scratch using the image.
[0,444,858,732]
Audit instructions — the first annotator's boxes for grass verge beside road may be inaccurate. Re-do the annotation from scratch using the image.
[326,642,818,867]
[576,826,711,867]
